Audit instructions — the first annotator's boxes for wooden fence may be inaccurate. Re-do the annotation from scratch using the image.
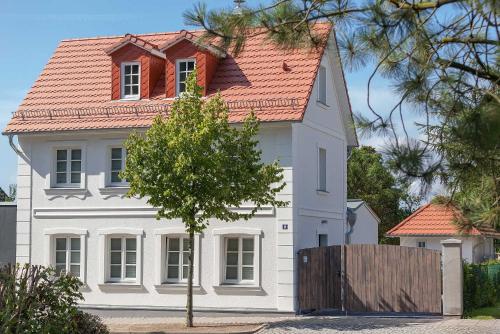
[298,244,442,314]
[298,246,342,310]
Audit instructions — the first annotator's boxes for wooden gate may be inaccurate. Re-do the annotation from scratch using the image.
[298,244,442,314]
[298,245,342,310]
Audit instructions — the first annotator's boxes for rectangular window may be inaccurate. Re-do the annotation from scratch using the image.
[110,147,127,185]
[54,237,81,277]
[224,237,254,283]
[109,237,136,282]
[121,63,140,99]
[55,149,82,187]
[318,234,328,247]
[176,59,196,95]
[318,147,327,192]
[417,241,426,248]
[165,237,190,283]
[318,65,327,105]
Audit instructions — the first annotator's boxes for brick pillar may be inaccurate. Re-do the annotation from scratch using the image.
[441,239,463,317]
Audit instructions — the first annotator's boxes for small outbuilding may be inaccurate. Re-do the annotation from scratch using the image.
[346,199,380,244]
[387,202,499,263]
[0,202,16,266]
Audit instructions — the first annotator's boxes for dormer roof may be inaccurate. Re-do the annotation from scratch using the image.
[105,33,166,59]
[159,30,226,58]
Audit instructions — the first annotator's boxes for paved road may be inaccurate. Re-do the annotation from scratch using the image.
[258,317,500,334]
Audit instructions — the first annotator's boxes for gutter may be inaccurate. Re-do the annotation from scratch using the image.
[8,134,25,159]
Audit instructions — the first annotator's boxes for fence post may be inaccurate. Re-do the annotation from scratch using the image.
[441,239,463,317]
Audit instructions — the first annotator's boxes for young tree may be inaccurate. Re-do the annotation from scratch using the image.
[120,73,287,327]
[347,146,421,243]
[185,0,499,230]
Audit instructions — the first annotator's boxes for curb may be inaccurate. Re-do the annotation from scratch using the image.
[110,323,266,334]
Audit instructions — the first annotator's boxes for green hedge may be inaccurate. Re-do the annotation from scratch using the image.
[463,260,499,314]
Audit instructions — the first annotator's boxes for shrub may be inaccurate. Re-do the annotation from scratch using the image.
[73,311,109,334]
[0,264,108,334]
[463,261,498,315]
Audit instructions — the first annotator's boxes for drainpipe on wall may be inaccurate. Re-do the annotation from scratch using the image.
[8,135,24,158]
[345,208,357,245]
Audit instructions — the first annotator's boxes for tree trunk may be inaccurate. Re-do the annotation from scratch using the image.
[186,229,195,327]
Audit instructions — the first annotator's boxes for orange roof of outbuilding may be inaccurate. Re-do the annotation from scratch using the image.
[387,203,500,237]
[3,24,335,134]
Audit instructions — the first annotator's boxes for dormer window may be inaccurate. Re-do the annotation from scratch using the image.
[121,62,140,99]
[176,59,195,95]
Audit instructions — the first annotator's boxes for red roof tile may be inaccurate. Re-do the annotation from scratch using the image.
[3,24,332,134]
[387,203,500,237]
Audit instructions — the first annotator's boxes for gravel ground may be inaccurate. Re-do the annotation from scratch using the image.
[258,317,500,334]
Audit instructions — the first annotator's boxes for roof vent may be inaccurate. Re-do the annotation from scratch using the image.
[233,0,246,14]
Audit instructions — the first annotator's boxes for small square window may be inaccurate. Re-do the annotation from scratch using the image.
[417,241,426,248]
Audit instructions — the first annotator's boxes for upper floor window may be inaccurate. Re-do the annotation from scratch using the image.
[318,147,327,192]
[317,65,327,105]
[110,147,127,186]
[418,241,426,248]
[176,59,195,95]
[55,148,82,187]
[318,234,328,247]
[121,62,140,99]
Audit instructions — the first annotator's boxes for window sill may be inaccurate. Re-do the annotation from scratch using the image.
[154,284,203,294]
[316,190,329,196]
[98,283,144,292]
[316,101,330,109]
[213,284,262,293]
[98,186,130,199]
[44,188,88,199]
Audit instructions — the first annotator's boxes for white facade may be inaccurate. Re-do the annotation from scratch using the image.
[12,36,357,312]
[400,236,496,263]
[346,200,379,245]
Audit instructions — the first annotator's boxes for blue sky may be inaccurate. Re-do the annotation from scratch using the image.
[0,0,402,192]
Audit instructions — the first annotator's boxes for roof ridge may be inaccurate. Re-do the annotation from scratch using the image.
[60,29,206,42]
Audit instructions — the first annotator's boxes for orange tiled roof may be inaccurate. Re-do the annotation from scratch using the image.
[3,24,332,134]
[387,203,499,237]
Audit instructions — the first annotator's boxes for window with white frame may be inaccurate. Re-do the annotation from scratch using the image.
[176,59,196,95]
[317,65,327,105]
[54,236,81,277]
[318,147,327,192]
[109,147,127,186]
[55,148,82,187]
[109,237,137,282]
[121,62,140,99]
[417,241,426,248]
[224,237,255,283]
[165,237,190,283]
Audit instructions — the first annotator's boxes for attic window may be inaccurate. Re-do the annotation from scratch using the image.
[121,62,140,99]
[176,59,195,95]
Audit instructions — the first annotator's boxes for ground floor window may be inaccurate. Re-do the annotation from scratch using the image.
[109,237,137,282]
[417,241,426,248]
[55,236,81,277]
[224,237,255,283]
[318,234,328,247]
[166,237,190,283]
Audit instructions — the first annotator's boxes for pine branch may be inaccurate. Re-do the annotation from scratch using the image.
[436,58,500,82]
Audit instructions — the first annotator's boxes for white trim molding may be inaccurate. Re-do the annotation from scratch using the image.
[33,206,274,219]
[212,227,262,290]
[97,228,144,286]
[298,207,344,220]
[153,227,201,287]
[43,228,88,283]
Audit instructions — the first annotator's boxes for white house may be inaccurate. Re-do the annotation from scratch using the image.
[387,203,499,263]
[3,24,358,312]
[346,199,379,244]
